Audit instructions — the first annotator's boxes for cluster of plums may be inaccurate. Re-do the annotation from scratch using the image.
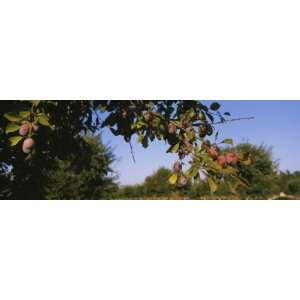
[172,144,239,186]
[207,144,238,168]
[19,121,39,154]
[144,110,211,138]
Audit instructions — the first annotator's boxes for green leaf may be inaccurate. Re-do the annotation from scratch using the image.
[110,128,120,136]
[101,113,118,128]
[221,138,233,145]
[194,172,201,184]
[169,173,178,185]
[18,111,31,119]
[215,130,219,141]
[221,166,238,175]
[187,166,200,178]
[142,136,148,148]
[224,112,231,116]
[236,176,249,186]
[240,158,252,166]
[167,142,180,153]
[6,123,20,134]
[9,136,23,146]
[228,182,238,195]
[206,113,214,123]
[138,134,145,143]
[135,121,147,129]
[4,112,22,122]
[210,102,221,111]
[37,113,51,127]
[228,177,248,195]
[188,108,196,119]
[172,121,182,128]
[29,100,41,107]
[207,177,218,193]
[207,160,222,171]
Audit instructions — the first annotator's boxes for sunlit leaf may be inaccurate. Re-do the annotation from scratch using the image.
[9,136,23,146]
[37,113,51,127]
[169,173,178,185]
[167,143,180,153]
[6,123,20,134]
[29,100,41,106]
[18,111,31,119]
[138,134,145,143]
[207,177,218,193]
[221,138,233,145]
[4,112,22,122]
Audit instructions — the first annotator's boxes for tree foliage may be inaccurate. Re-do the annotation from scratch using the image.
[44,136,118,200]
[116,167,191,199]
[232,144,279,198]
[1,100,252,196]
[277,171,300,196]
[0,134,117,199]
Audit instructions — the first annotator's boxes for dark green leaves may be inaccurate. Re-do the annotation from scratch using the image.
[101,113,118,128]
[142,136,149,148]
[210,102,221,111]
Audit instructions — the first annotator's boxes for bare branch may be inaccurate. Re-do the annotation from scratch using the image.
[129,141,136,163]
[213,117,255,125]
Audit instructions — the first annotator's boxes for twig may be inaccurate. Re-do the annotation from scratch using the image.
[129,141,136,163]
[213,117,255,125]
[192,116,254,127]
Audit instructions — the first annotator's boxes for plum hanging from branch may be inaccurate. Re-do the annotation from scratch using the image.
[22,138,35,154]
[19,122,30,136]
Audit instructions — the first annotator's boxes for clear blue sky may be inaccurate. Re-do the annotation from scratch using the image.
[101,101,300,185]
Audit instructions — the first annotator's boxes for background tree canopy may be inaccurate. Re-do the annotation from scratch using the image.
[44,136,118,200]
[0,135,118,200]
